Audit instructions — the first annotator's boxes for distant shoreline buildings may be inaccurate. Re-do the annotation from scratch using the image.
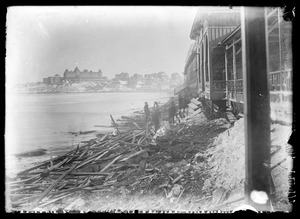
[41,67,183,92]
[43,67,105,84]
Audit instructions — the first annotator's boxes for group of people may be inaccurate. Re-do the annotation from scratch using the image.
[168,93,190,124]
[143,92,190,132]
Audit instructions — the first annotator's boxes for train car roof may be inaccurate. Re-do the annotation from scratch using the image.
[190,7,241,40]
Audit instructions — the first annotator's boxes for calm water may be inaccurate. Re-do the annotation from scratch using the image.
[5,92,171,156]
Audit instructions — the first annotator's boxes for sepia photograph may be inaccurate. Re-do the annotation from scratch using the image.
[5,6,294,213]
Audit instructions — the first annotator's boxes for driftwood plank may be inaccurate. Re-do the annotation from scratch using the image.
[190,98,201,106]
[74,148,111,170]
[16,150,77,176]
[119,141,150,148]
[7,175,40,185]
[9,185,44,193]
[271,158,287,170]
[132,122,142,129]
[119,150,148,162]
[131,132,137,144]
[99,134,109,142]
[29,163,80,210]
[169,127,185,146]
[100,155,122,172]
[110,114,123,138]
[34,193,73,209]
[94,150,109,161]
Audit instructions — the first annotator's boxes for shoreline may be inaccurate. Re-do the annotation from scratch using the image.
[8,90,175,95]
[6,96,170,176]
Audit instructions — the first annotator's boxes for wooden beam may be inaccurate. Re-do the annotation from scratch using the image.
[224,38,242,50]
[241,7,271,211]
[233,39,237,97]
[110,114,123,138]
[266,7,278,18]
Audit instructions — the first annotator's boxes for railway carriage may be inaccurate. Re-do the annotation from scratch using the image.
[189,8,240,111]
[220,7,292,123]
[176,7,293,124]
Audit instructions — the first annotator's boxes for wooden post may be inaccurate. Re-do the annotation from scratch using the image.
[196,47,200,88]
[200,43,203,91]
[233,39,237,100]
[110,114,123,138]
[241,7,271,211]
[225,46,229,99]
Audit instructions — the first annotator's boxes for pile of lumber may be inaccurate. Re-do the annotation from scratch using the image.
[185,98,202,120]
[6,112,157,211]
[6,99,235,211]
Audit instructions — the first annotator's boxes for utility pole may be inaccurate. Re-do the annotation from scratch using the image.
[241,7,272,211]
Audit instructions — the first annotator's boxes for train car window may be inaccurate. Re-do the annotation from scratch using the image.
[227,46,233,80]
[212,49,225,81]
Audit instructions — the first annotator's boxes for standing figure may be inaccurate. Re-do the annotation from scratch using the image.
[178,94,184,118]
[152,101,160,132]
[169,98,176,124]
[144,102,150,124]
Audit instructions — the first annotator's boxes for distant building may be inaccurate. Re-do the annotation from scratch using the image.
[43,78,50,84]
[128,73,144,88]
[43,74,63,85]
[63,67,103,82]
[115,72,130,81]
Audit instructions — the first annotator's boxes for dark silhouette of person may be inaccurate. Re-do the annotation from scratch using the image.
[144,102,150,124]
[152,101,160,132]
[169,98,176,124]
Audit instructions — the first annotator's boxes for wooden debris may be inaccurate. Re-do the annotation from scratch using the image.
[190,98,201,106]
[29,162,80,210]
[271,158,287,170]
[225,111,237,124]
[7,97,241,211]
[188,102,199,111]
[133,122,142,129]
[34,193,72,209]
[172,174,184,184]
[110,114,123,137]
[176,188,185,203]
[185,108,202,120]
[120,150,148,162]
[100,155,122,173]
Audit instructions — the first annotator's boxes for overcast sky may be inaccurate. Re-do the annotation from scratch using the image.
[6,6,199,84]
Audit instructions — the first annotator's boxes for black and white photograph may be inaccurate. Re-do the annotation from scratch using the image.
[5,6,294,213]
